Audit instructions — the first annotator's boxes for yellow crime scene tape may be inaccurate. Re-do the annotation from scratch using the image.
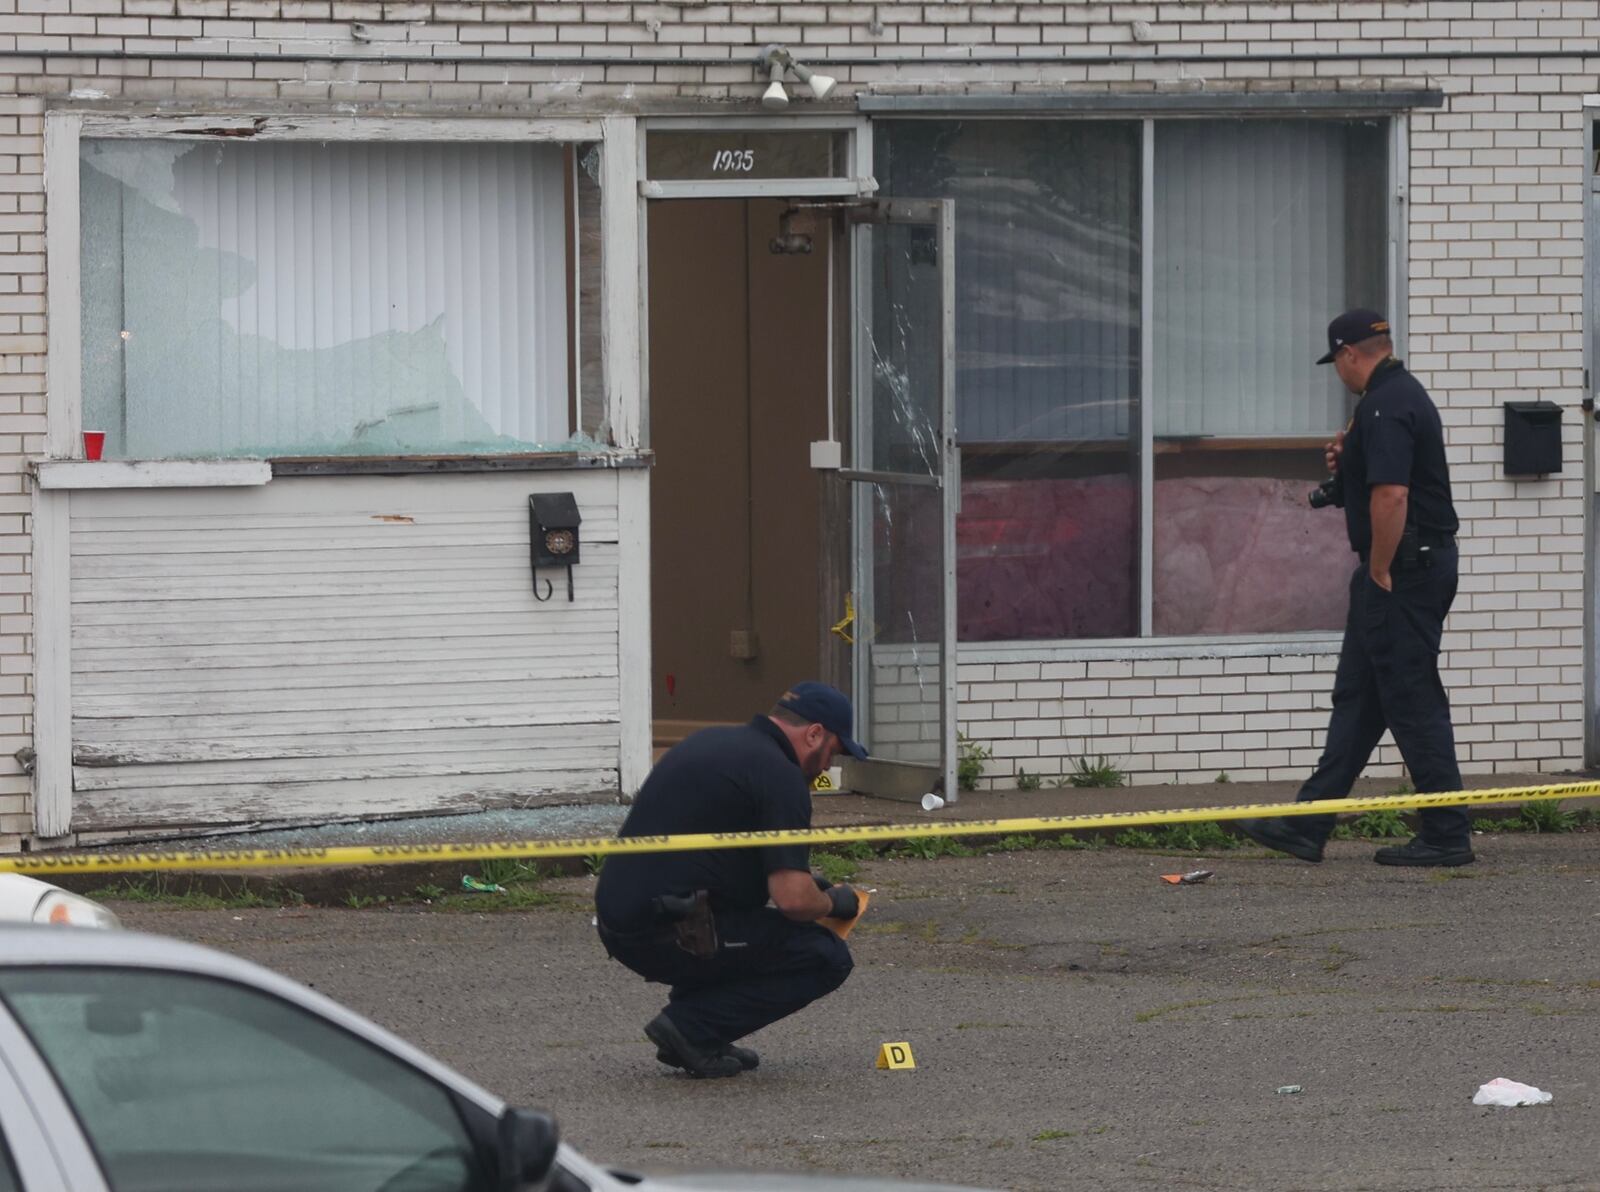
[1,778,1598,877]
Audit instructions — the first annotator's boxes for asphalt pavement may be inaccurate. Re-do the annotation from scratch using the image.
[116,814,1600,1192]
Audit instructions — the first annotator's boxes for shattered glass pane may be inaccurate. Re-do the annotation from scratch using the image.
[876,120,1141,642]
[855,222,946,768]
[80,139,584,460]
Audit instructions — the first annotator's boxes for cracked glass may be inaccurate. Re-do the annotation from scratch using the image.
[79,138,606,460]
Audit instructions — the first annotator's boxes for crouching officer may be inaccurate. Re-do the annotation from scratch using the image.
[594,682,867,1078]
[1240,309,1471,867]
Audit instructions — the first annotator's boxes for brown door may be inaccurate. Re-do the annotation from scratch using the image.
[647,199,833,744]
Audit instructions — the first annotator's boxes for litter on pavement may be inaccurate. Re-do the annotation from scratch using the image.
[1472,1078,1552,1107]
[1160,869,1214,885]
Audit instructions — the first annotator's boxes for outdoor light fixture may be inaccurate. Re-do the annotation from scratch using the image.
[789,60,836,101]
[758,45,836,106]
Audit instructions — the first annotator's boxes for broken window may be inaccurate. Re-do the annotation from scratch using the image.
[79,138,602,460]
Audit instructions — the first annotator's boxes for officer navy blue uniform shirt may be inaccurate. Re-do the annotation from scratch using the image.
[595,717,812,934]
[1340,358,1459,555]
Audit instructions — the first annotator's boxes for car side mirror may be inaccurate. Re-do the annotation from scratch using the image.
[497,1107,559,1192]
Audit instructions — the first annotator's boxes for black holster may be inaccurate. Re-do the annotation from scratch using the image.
[1396,524,1432,572]
[653,889,718,960]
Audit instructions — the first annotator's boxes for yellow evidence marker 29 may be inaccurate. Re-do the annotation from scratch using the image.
[876,1042,916,1070]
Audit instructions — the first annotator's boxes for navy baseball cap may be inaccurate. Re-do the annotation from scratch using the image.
[777,681,868,759]
[1316,309,1391,364]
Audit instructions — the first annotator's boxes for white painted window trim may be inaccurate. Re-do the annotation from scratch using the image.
[55,112,618,465]
[34,460,272,490]
[77,114,607,142]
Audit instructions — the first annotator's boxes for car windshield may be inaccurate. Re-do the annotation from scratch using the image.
[0,966,488,1192]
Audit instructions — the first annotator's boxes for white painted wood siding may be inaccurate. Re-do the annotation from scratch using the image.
[67,472,623,830]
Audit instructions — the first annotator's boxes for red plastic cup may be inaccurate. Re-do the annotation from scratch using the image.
[82,432,105,461]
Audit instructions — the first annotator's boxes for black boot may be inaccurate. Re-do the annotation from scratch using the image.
[1374,836,1475,867]
[1236,817,1325,863]
[644,1013,744,1078]
[655,1042,759,1072]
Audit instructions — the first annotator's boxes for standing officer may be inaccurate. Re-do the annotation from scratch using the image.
[1240,310,1472,866]
[594,682,867,1078]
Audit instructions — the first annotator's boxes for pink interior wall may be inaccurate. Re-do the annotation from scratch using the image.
[955,476,1350,642]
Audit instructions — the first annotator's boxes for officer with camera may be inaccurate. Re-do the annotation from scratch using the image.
[1240,310,1472,867]
[594,682,866,1078]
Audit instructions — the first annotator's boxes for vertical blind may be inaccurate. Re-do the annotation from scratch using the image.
[1153,120,1387,437]
[874,121,1142,444]
[80,140,570,459]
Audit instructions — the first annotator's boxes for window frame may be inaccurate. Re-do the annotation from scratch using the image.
[45,111,642,475]
[870,107,1409,649]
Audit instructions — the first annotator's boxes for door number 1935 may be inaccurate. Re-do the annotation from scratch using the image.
[711,149,756,172]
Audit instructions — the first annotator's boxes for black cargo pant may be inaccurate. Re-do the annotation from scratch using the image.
[1293,546,1468,847]
[599,905,853,1050]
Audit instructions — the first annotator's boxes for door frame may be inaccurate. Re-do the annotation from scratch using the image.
[1583,97,1599,767]
[637,114,878,729]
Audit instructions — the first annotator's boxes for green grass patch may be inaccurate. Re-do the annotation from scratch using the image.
[87,875,290,910]
[1331,809,1410,840]
[1520,799,1578,834]
[1112,828,1160,850]
[812,851,859,885]
[1150,820,1237,852]
[890,836,975,860]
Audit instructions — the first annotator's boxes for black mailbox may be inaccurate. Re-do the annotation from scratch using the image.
[1503,401,1562,477]
[529,492,581,602]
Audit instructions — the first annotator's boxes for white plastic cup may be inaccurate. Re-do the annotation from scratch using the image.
[921,793,945,812]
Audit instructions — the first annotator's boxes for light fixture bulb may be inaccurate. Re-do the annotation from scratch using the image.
[761,78,789,109]
[792,62,836,101]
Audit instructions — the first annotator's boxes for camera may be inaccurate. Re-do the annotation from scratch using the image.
[1308,472,1344,509]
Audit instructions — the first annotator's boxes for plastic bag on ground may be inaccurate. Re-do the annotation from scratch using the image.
[1472,1077,1552,1107]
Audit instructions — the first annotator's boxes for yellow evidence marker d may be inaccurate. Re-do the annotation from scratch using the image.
[876,1042,916,1070]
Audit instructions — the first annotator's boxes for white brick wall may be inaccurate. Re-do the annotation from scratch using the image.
[0,2,1593,840]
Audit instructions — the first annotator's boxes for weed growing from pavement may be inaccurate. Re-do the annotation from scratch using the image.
[474,857,543,886]
[992,834,1042,851]
[1519,799,1578,833]
[1330,809,1409,840]
[1015,768,1043,791]
[1151,821,1238,851]
[1066,754,1126,788]
[1113,828,1161,849]
[891,836,976,860]
[956,733,991,791]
